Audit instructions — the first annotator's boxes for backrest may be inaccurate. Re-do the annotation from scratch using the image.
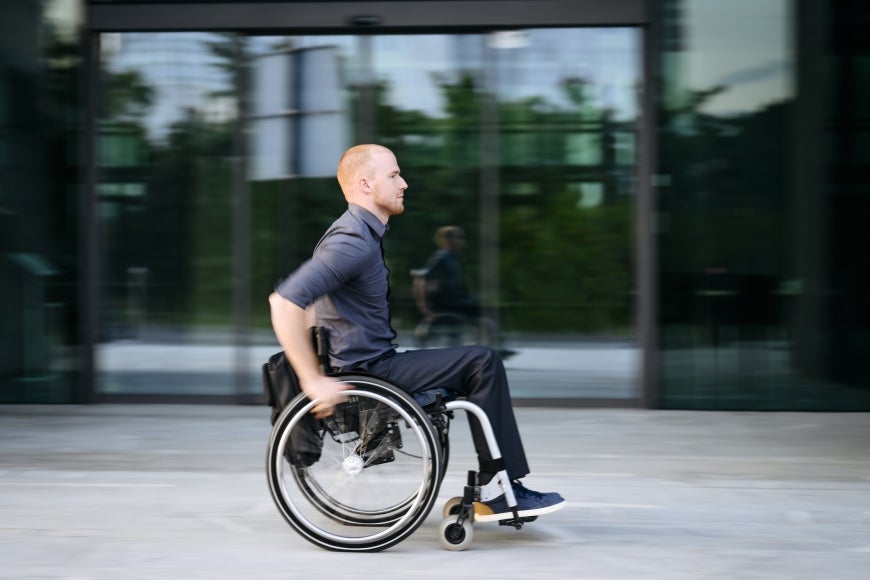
[262,326,332,424]
[311,326,331,374]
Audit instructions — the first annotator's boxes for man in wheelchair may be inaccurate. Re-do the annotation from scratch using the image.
[268,144,565,523]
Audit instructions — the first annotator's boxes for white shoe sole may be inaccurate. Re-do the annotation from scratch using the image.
[473,499,567,523]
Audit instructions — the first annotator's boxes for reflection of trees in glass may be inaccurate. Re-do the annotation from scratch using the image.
[658,82,787,285]
[103,70,154,121]
[383,73,484,327]
[98,63,155,329]
[100,35,240,328]
[502,197,632,333]
[497,76,634,334]
[656,76,792,400]
[151,108,233,324]
[439,72,481,168]
[375,69,635,334]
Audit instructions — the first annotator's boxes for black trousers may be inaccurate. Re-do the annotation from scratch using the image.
[360,345,530,480]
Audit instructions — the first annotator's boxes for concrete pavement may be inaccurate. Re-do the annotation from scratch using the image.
[1,404,869,579]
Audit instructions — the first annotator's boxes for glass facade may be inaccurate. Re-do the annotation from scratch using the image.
[1,0,868,410]
[96,32,243,397]
[0,0,83,403]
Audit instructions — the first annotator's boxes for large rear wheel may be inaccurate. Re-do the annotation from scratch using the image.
[266,375,444,552]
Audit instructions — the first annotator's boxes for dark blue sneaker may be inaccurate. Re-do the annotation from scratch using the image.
[475,480,566,522]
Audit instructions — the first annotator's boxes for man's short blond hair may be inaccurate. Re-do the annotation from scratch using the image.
[337,144,392,195]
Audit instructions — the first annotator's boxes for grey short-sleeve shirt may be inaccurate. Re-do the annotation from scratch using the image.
[275,204,396,369]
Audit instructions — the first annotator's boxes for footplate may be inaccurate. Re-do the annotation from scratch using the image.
[497,515,538,527]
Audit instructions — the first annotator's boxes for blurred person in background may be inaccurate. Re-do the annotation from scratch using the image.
[413,225,513,357]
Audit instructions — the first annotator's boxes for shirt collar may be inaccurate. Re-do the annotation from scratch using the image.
[348,203,389,239]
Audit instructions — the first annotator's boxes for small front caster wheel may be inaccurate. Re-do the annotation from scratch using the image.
[439,517,474,551]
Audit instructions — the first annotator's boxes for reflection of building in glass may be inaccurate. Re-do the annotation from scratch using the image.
[104,32,232,140]
[249,44,348,180]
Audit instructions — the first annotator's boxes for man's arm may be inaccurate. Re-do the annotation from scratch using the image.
[411,270,436,322]
[268,292,347,418]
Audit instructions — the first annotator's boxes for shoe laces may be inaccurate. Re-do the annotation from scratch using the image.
[511,480,544,500]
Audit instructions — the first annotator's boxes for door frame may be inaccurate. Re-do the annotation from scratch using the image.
[88,1,645,32]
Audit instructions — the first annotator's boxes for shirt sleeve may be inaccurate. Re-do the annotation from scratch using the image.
[423,251,446,280]
[274,228,371,309]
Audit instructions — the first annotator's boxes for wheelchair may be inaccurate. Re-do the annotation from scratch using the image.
[264,334,528,552]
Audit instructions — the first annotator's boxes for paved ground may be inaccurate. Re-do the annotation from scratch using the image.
[1,404,869,579]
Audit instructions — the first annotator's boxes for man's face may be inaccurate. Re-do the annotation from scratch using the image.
[367,150,408,218]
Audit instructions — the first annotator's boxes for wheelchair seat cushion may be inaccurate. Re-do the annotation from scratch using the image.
[412,386,456,408]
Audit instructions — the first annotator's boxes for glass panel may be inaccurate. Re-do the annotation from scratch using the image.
[655,0,870,409]
[363,29,642,400]
[248,35,358,399]
[490,29,641,399]
[0,1,82,403]
[98,29,640,402]
[366,32,486,339]
[96,32,240,397]
[656,0,793,408]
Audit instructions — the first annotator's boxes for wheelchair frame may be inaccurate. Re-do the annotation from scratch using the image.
[265,371,525,552]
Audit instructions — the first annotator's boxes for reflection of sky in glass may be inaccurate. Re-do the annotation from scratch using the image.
[494,29,640,120]
[682,0,791,114]
[106,29,642,139]
[104,9,791,139]
[373,30,640,121]
[372,35,459,119]
[104,32,233,140]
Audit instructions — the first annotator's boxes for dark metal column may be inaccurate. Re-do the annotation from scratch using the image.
[479,34,501,337]
[78,31,100,403]
[231,37,253,402]
[637,5,659,409]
